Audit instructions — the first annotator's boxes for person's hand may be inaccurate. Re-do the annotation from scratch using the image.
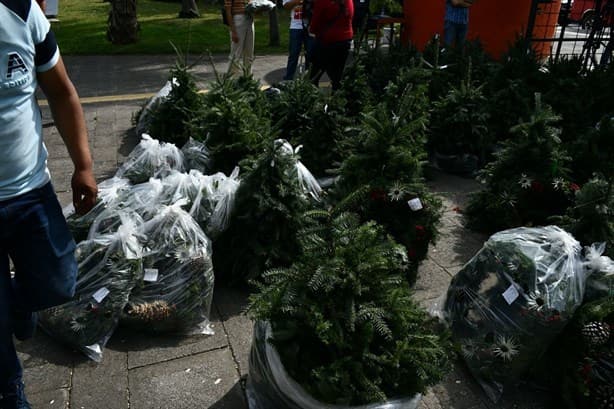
[231,29,239,43]
[71,169,98,215]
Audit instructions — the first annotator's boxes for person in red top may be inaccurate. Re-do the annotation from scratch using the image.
[309,0,354,90]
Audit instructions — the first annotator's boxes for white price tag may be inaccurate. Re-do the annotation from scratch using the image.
[92,287,110,303]
[144,268,159,282]
[502,284,519,305]
[407,198,423,211]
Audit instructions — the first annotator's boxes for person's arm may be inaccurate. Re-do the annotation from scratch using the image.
[225,0,239,43]
[37,57,97,215]
[450,0,472,6]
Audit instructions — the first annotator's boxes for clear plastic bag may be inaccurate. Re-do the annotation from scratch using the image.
[200,167,240,238]
[39,216,144,362]
[245,0,276,15]
[136,79,176,138]
[584,243,614,302]
[274,139,322,201]
[121,203,215,334]
[115,134,185,184]
[181,137,211,174]
[246,321,422,409]
[65,177,132,242]
[157,168,240,238]
[444,226,587,402]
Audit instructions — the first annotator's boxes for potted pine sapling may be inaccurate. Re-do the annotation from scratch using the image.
[134,48,204,147]
[193,70,272,175]
[268,78,348,177]
[429,61,490,175]
[247,211,452,408]
[212,139,321,285]
[465,93,574,234]
[332,77,442,283]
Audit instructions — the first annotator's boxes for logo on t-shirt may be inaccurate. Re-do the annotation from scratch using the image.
[6,52,28,79]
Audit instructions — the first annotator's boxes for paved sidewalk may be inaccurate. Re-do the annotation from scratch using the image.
[20,55,552,409]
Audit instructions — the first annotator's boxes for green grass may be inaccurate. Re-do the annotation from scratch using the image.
[51,0,290,55]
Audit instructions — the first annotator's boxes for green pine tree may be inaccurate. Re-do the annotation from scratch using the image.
[249,211,452,405]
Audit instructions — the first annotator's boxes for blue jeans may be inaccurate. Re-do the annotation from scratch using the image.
[444,20,468,48]
[0,182,77,389]
[283,28,314,81]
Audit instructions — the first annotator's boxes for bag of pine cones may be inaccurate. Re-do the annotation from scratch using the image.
[444,226,588,402]
[121,203,215,334]
[39,215,144,361]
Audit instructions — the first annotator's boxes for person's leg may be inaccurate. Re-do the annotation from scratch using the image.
[0,253,23,392]
[325,40,351,90]
[443,19,456,47]
[243,16,255,74]
[228,14,250,75]
[8,183,76,314]
[284,29,302,80]
[309,41,325,87]
[303,30,315,70]
[455,22,468,47]
[0,202,25,405]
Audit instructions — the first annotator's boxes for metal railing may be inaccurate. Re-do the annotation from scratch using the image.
[526,0,613,68]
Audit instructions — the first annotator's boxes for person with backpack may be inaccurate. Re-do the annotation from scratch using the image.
[282,0,315,80]
[224,0,255,75]
[444,0,473,48]
[309,0,354,90]
[1,1,97,407]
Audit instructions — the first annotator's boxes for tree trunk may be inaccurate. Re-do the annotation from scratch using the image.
[107,0,139,44]
[268,7,280,46]
[179,0,199,18]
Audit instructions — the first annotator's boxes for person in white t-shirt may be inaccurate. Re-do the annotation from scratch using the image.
[282,0,314,80]
[1,1,97,407]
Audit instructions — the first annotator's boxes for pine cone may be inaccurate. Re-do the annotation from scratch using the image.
[125,301,175,322]
[592,384,614,409]
[582,322,611,347]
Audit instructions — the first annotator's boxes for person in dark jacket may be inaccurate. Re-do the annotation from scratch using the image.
[309,0,354,90]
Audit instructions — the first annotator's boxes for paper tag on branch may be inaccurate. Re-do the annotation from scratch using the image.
[144,268,159,282]
[407,198,423,211]
[502,284,519,305]
[92,287,110,303]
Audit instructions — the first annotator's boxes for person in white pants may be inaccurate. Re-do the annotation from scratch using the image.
[225,0,254,75]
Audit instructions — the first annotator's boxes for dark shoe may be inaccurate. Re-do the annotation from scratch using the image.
[2,382,32,409]
[12,311,37,341]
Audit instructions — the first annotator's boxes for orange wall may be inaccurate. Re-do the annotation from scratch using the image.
[402,0,561,60]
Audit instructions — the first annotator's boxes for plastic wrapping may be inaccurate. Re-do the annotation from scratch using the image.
[444,226,587,402]
[247,321,422,409]
[200,167,240,238]
[39,216,144,361]
[136,79,175,137]
[181,137,211,174]
[275,139,322,200]
[584,243,614,302]
[115,134,185,184]
[157,168,240,238]
[245,0,276,15]
[65,177,132,242]
[121,203,215,334]
[117,178,166,222]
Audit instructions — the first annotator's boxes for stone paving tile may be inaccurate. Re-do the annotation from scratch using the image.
[128,348,246,409]
[108,309,228,370]
[213,287,253,378]
[28,387,70,409]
